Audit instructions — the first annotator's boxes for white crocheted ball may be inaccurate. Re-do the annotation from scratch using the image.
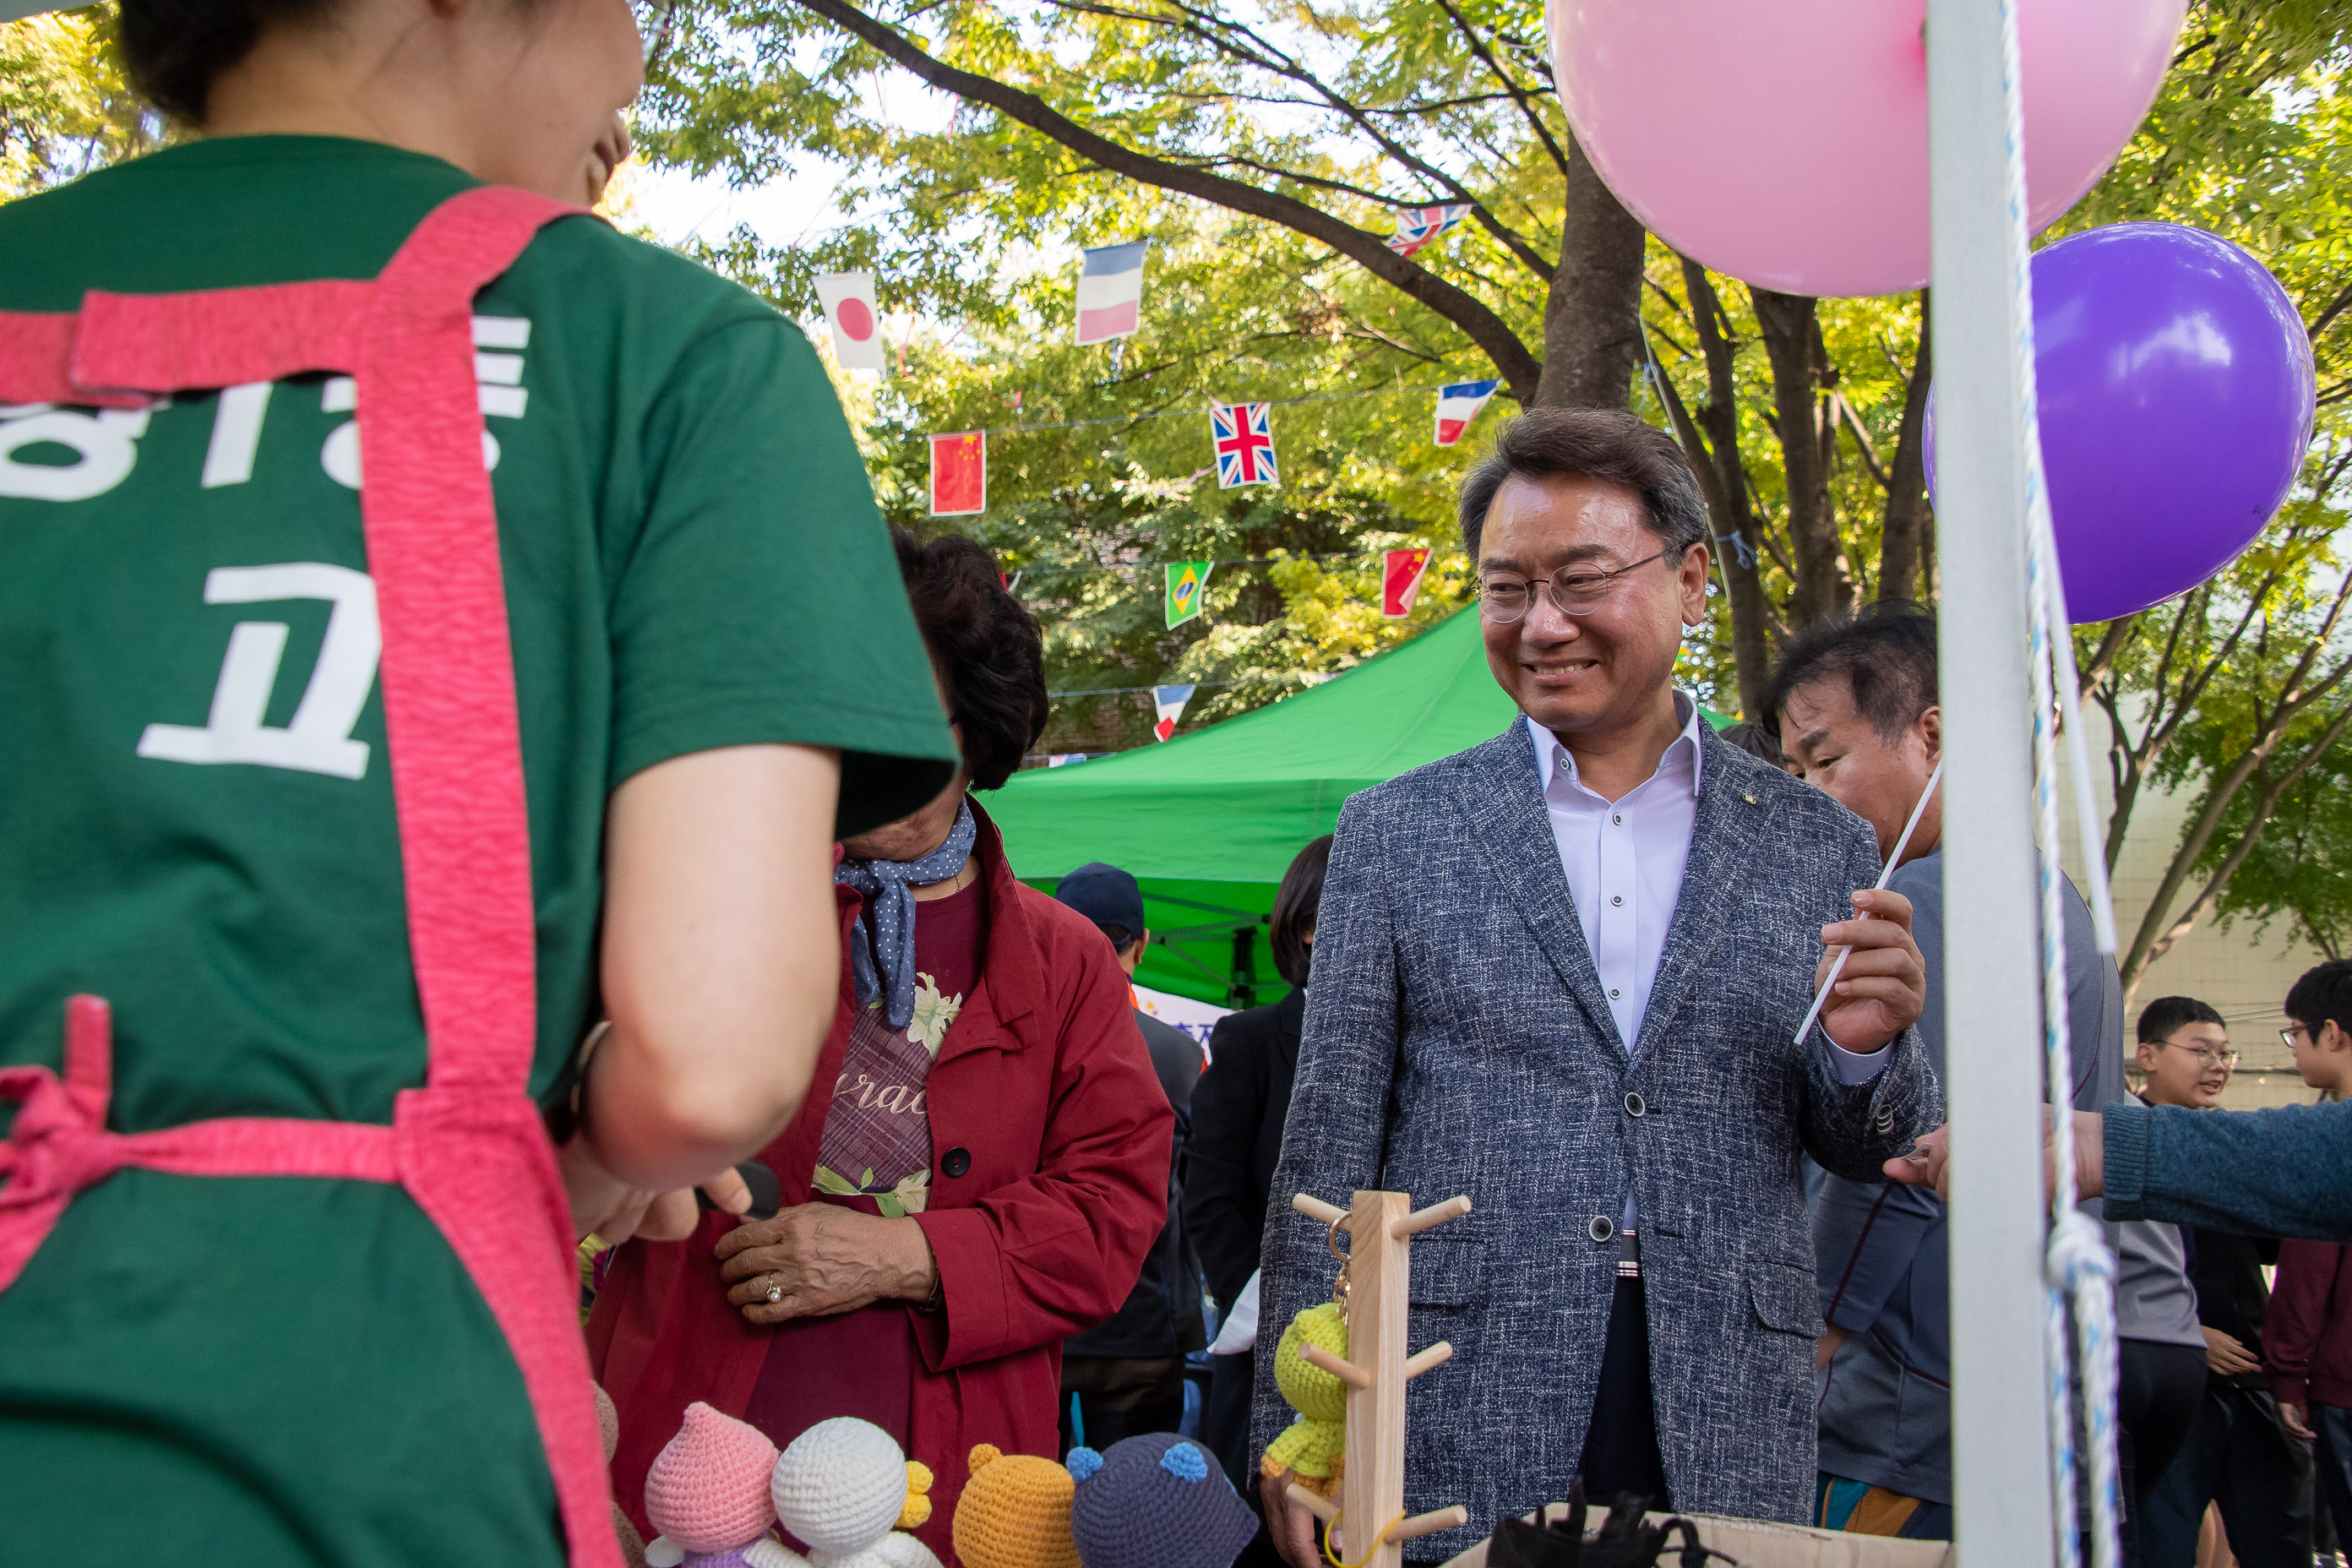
[772,1416,912,1555]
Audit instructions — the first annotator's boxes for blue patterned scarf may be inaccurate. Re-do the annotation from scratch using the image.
[835,800,979,1030]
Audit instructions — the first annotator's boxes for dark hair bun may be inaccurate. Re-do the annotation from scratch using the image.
[118,1,336,124]
[890,527,1048,792]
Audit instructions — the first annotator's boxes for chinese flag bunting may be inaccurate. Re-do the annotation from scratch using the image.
[929,432,985,516]
[1382,548,1432,618]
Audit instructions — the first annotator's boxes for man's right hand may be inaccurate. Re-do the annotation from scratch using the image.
[1262,1468,1322,1568]
[2202,1326,2262,1379]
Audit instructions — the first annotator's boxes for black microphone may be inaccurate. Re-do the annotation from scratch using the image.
[697,1158,782,1220]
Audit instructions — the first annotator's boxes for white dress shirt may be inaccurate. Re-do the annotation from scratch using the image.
[1528,700,1891,1237]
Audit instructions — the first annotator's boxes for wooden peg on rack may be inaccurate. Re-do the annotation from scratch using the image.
[1401,1342,1452,1380]
[1392,1195,1472,1239]
[1293,1192,1349,1227]
[1298,1342,1373,1389]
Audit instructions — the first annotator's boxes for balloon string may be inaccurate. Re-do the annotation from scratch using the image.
[1321,1511,1407,1568]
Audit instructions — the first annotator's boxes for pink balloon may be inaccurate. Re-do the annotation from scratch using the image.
[1549,0,2185,298]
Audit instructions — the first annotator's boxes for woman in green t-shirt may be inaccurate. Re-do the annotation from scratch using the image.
[0,3,957,1565]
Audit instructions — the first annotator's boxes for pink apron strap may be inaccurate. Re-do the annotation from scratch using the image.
[70,280,373,397]
[0,999,399,1292]
[0,185,622,1568]
[351,185,623,1568]
[0,310,148,407]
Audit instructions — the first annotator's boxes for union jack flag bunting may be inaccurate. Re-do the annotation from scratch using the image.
[1211,401,1278,489]
[1386,203,1474,259]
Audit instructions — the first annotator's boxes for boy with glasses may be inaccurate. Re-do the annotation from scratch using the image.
[2136,996,2314,1568]
[2268,959,2352,1568]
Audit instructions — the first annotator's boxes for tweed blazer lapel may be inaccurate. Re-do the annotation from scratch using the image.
[1449,723,1625,1054]
[1631,725,1768,1062]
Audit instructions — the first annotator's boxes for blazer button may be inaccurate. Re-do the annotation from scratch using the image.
[941,1147,972,1179]
[1624,1092,1647,1118]
[1588,1215,1616,1244]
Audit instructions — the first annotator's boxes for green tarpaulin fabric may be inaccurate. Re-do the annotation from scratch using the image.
[991,608,1729,1007]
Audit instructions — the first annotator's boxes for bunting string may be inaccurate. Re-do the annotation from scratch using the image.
[907,378,1473,444]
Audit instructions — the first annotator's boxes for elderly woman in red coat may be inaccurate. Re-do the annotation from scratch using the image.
[590,531,1172,1562]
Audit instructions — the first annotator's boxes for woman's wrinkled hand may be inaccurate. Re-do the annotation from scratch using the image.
[715,1203,936,1325]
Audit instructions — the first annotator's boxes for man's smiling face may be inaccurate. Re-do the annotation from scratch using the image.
[1477,471,1707,739]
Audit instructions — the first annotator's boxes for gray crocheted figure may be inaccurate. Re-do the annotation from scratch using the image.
[1065,1435,1258,1568]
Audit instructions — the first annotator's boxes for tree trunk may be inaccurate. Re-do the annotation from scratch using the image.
[2126,699,2352,994]
[1535,130,1647,410]
[1751,288,1853,627]
[1878,291,1934,604]
[1675,260,1774,716]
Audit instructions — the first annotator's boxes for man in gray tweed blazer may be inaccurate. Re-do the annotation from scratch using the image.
[1255,409,1941,1560]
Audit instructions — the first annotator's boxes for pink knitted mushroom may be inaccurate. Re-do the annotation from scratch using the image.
[644,1402,783,1568]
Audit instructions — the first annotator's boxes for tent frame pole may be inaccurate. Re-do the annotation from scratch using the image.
[1926,2,2058,1563]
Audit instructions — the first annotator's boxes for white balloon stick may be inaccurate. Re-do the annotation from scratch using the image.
[1793,755,1946,1045]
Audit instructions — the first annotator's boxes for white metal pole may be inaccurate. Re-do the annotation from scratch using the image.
[1925,2,2057,1563]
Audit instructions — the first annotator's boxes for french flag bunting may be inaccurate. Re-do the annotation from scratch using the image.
[1153,683,1196,743]
[1075,240,1149,346]
[1382,548,1432,618]
[1435,379,1500,447]
[1386,204,1473,259]
[929,431,985,515]
[1211,400,1278,489]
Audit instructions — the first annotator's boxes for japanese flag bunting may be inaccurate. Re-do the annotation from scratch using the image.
[814,273,885,372]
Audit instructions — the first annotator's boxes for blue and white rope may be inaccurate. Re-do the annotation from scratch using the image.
[1995,2,2125,1565]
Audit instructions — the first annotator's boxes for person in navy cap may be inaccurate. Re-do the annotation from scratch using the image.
[1055,862,1211,1452]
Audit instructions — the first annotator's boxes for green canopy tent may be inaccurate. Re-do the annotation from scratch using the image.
[992,608,1729,1008]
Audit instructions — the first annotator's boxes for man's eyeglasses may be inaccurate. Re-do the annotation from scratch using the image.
[1478,551,1667,624]
[2165,1040,2240,1070]
[2281,1022,2312,1053]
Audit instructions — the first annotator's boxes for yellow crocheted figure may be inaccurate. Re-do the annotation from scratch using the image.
[951,1444,1079,1568]
[1260,1303,1349,1500]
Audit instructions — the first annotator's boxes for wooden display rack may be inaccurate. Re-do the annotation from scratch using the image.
[1282,1188,1473,1568]
[1278,1193,1956,1568]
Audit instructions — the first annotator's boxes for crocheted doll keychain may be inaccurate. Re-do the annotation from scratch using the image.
[952,1443,1080,1568]
[643,1402,785,1568]
[1066,1434,1258,1568]
[1259,1301,1349,1502]
[763,1416,942,1568]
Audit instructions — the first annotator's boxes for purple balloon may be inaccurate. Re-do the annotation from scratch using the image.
[1926,222,2315,623]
